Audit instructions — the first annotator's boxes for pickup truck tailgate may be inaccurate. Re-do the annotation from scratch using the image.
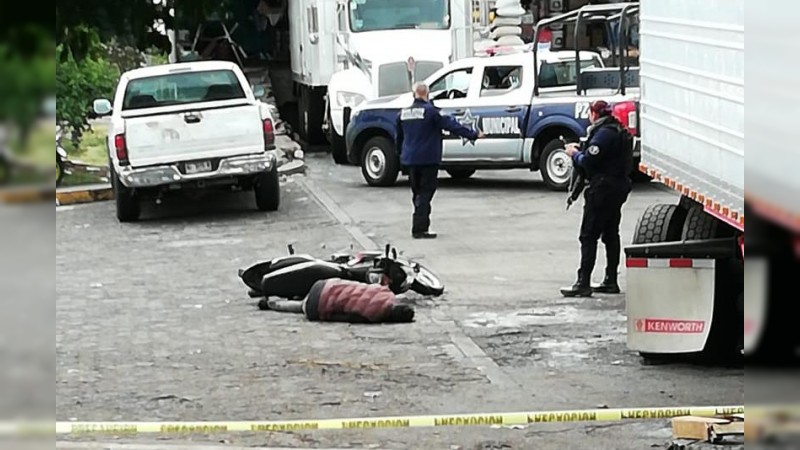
[124,104,264,166]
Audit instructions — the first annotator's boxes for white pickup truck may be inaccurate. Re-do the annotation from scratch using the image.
[93,61,280,222]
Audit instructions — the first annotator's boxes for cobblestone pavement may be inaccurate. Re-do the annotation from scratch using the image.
[56,158,743,450]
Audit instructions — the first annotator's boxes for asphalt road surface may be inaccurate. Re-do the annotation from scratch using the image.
[55,154,743,450]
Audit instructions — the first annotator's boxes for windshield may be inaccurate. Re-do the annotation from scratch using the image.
[378,61,444,97]
[538,58,603,88]
[122,69,245,110]
[349,0,450,32]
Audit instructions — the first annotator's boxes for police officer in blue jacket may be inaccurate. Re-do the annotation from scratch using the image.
[396,82,484,239]
[561,100,632,296]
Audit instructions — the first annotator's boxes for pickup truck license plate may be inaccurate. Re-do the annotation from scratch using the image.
[185,160,212,174]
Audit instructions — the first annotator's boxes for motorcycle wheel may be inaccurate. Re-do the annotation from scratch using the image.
[411,264,445,296]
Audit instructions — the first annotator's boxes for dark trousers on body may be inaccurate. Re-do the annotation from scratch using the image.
[408,165,439,234]
[578,178,631,282]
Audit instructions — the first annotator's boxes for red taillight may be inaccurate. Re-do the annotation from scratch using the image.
[626,258,648,268]
[612,101,638,136]
[263,119,275,148]
[114,134,129,165]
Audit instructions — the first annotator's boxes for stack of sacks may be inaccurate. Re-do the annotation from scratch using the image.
[491,0,526,47]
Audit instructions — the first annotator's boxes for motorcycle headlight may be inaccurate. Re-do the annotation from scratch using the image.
[336,91,366,108]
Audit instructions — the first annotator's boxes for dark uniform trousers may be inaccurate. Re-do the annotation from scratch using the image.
[579,176,631,281]
[408,165,438,234]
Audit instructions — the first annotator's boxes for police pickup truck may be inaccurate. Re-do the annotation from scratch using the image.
[344,49,640,190]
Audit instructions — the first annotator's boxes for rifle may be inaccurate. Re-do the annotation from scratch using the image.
[561,136,587,211]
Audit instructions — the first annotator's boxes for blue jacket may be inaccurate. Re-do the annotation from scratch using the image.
[572,116,628,180]
[395,98,479,167]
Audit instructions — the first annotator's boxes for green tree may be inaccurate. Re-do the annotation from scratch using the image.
[56,36,120,143]
[57,0,173,62]
[0,27,56,148]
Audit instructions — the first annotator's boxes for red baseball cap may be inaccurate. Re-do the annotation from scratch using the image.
[589,100,612,115]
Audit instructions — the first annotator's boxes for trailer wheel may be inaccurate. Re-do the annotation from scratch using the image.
[327,106,349,165]
[681,204,736,240]
[298,85,326,145]
[632,203,686,244]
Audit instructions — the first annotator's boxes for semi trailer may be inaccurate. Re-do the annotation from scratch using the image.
[624,0,744,360]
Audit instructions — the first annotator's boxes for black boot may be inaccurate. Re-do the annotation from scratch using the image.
[592,275,621,294]
[560,274,592,297]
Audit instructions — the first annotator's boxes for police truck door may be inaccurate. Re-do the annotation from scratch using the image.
[428,66,479,161]
[458,62,531,162]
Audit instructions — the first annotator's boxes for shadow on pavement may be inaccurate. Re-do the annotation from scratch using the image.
[131,190,279,224]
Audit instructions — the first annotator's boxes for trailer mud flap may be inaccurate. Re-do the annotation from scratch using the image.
[624,239,738,354]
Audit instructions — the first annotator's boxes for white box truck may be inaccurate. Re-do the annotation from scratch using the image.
[304,0,475,157]
[623,0,745,360]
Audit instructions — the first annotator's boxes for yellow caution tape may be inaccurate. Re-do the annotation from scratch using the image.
[1,405,744,435]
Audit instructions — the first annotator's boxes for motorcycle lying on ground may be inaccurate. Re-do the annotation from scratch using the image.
[239,244,445,305]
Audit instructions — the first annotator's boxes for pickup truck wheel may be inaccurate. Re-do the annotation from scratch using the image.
[254,168,280,211]
[539,139,571,191]
[632,203,686,244]
[112,168,140,222]
[361,136,399,187]
[446,169,476,179]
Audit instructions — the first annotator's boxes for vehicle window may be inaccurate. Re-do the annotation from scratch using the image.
[429,68,473,99]
[122,69,245,110]
[349,0,449,32]
[480,65,523,97]
[538,59,602,88]
[377,61,444,97]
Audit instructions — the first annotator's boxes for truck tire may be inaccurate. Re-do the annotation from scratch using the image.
[361,136,399,187]
[327,106,349,165]
[254,168,280,211]
[681,204,735,240]
[298,85,326,145]
[112,168,140,222]
[539,139,571,191]
[632,203,686,244]
[446,169,475,179]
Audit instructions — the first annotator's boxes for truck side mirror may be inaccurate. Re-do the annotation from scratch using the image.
[93,99,113,116]
[252,85,266,98]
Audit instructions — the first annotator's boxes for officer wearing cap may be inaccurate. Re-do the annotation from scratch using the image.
[561,100,632,297]
[396,82,484,239]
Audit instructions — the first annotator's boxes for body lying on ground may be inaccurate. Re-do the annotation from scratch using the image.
[259,278,415,323]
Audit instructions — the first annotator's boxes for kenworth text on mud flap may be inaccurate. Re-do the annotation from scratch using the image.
[623,0,745,361]
[93,61,280,222]
[344,2,642,190]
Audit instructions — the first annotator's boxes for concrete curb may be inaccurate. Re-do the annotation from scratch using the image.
[56,184,114,206]
[0,185,55,204]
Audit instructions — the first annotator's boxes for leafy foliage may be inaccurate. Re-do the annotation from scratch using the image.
[56,38,120,144]
[57,0,173,61]
[0,40,56,147]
